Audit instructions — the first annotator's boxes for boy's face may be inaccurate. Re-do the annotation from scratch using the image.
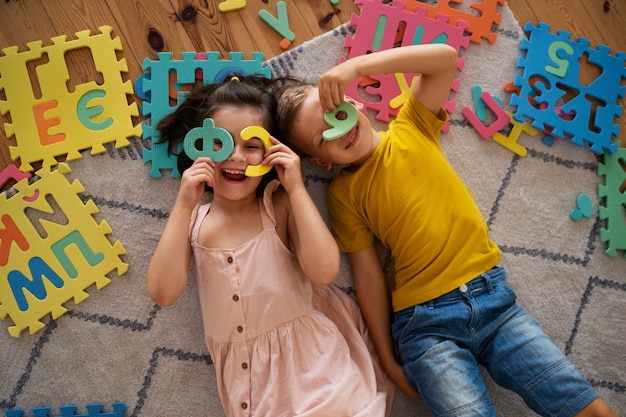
[290,87,377,168]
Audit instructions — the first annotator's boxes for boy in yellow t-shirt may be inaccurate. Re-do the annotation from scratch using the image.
[276,44,617,417]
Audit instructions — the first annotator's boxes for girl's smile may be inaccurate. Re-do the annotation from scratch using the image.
[209,105,266,199]
[221,168,247,182]
[342,125,359,150]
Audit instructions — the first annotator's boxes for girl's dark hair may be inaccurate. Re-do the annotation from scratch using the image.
[156,73,298,195]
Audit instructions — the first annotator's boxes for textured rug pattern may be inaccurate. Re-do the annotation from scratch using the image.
[1,4,625,416]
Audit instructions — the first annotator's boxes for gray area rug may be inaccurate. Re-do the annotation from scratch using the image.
[1,3,624,416]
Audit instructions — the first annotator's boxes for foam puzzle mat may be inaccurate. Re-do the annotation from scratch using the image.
[0,26,141,171]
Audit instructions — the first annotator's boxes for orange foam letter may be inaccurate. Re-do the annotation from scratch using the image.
[33,100,66,146]
[0,214,30,266]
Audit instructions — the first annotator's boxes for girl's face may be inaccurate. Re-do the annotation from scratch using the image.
[210,105,267,201]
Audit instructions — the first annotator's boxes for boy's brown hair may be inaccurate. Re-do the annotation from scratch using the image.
[276,84,315,156]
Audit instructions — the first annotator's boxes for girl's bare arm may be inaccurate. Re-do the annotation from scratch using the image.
[263,137,340,284]
[146,158,215,306]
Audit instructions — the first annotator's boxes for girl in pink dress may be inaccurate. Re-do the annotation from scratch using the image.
[146,75,388,417]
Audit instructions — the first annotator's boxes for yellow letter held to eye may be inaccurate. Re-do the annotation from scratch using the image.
[241,126,273,177]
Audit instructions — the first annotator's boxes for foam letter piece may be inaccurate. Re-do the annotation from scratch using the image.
[461,91,510,140]
[168,72,192,100]
[140,51,270,178]
[323,102,359,141]
[33,100,66,146]
[77,90,114,131]
[511,22,625,155]
[6,402,127,417]
[259,1,295,42]
[0,26,140,171]
[0,163,128,337]
[219,0,246,12]
[341,1,469,123]
[0,214,30,266]
[134,73,151,102]
[183,118,234,163]
[471,85,503,122]
[597,143,626,257]
[389,73,419,109]
[241,126,273,177]
[491,111,539,156]
[404,0,506,44]
[570,193,593,221]
[0,164,32,190]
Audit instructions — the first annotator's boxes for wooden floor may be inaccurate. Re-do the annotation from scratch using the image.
[0,0,624,175]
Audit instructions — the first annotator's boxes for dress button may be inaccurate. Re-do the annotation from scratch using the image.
[232,295,239,302]
[460,284,468,293]
[242,362,248,369]
[237,325,244,333]
[227,256,233,263]
[241,402,248,409]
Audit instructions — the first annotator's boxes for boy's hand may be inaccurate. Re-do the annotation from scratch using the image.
[262,136,304,193]
[318,59,360,112]
[177,157,215,210]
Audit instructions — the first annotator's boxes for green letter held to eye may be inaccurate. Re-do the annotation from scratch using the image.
[323,102,358,141]
[241,126,273,177]
[183,118,234,162]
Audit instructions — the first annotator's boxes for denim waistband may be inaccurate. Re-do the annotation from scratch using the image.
[423,265,505,307]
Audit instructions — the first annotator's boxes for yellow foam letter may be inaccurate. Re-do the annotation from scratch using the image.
[241,126,272,177]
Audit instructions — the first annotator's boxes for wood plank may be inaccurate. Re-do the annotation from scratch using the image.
[233,4,280,58]
[0,1,59,172]
[580,0,626,54]
[505,0,539,24]
[0,2,58,51]
[166,0,242,57]
[1,0,624,173]
[39,1,120,87]
[108,0,197,62]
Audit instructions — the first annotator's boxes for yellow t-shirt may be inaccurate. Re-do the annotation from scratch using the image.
[328,95,501,312]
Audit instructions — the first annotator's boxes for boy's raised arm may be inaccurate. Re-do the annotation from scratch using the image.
[318,44,458,115]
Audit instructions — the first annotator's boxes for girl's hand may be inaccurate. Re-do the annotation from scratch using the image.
[177,157,215,209]
[318,59,360,112]
[261,136,304,194]
[385,362,421,399]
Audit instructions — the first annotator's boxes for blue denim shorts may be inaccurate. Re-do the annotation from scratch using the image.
[391,266,599,417]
